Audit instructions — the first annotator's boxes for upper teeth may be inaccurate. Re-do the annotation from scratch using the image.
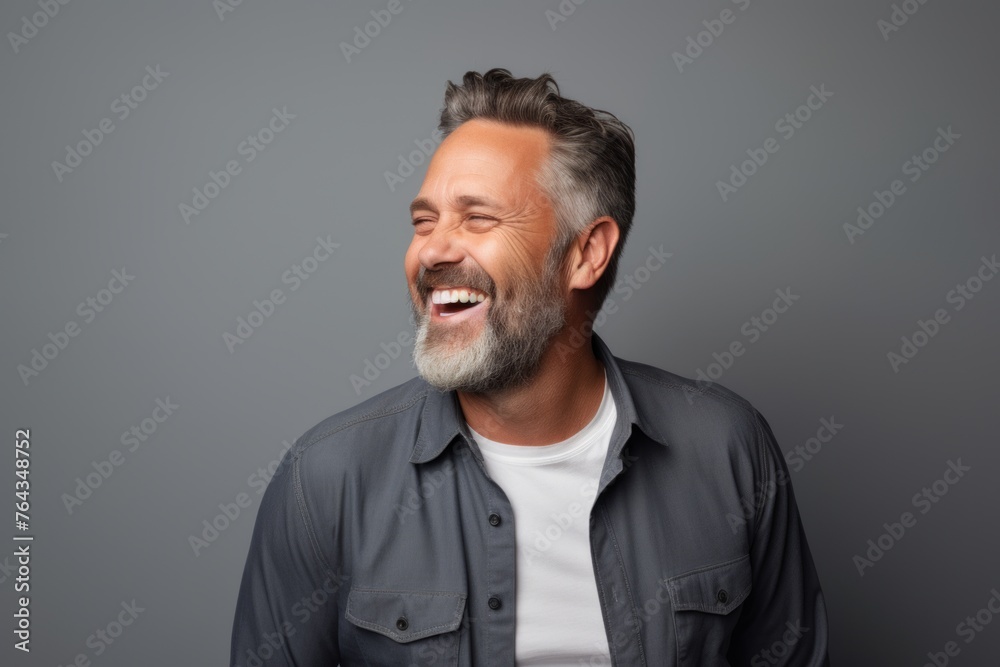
[432,288,488,304]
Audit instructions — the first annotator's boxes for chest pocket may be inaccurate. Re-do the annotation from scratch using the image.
[346,587,466,666]
[666,554,752,666]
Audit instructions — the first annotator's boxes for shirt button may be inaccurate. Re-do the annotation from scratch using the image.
[488,513,501,526]
[396,616,408,631]
[488,596,502,610]
[717,589,728,604]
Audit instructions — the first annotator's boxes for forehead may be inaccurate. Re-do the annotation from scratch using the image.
[415,119,552,208]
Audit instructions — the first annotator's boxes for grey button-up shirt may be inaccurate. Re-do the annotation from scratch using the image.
[231,332,830,666]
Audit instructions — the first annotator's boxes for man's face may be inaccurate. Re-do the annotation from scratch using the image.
[405,119,570,394]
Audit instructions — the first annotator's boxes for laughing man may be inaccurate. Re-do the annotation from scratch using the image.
[232,68,830,667]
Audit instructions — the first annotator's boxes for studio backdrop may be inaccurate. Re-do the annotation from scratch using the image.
[1,0,998,664]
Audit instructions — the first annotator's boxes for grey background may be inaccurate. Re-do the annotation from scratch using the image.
[1,0,998,664]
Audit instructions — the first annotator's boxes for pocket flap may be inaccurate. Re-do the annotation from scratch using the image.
[346,587,466,643]
[666,554,752,614]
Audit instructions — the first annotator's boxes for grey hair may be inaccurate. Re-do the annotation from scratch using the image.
[436,68,636,309]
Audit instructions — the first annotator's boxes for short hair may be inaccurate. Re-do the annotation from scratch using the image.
[436,68,636,309]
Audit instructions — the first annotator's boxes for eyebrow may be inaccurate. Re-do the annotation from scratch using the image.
[409,195,502,216]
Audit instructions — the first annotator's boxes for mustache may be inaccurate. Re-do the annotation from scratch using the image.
[417,266,495,300]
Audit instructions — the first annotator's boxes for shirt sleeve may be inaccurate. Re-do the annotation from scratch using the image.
[726,409,831,666]
[230,444,342,666]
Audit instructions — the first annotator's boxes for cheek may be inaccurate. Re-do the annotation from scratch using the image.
[479,233,542,280]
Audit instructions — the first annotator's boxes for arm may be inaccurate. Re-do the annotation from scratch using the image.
[231,445,343,666]
[727,409,831,666]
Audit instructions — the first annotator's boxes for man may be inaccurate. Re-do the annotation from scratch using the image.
[231,68,830,666]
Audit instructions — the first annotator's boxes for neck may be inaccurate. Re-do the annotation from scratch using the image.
[457,325,606,446]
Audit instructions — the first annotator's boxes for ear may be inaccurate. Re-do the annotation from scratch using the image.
[565,217,620,292]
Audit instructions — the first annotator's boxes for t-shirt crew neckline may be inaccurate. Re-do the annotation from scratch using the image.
[467,373,613,466]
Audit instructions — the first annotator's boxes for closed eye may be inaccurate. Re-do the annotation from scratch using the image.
[467,214,498,226]
[410,219,432,237]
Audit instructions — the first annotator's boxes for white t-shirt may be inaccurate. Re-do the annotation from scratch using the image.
[468,374,616,666]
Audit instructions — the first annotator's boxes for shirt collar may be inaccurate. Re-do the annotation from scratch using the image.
[409,331,669,464]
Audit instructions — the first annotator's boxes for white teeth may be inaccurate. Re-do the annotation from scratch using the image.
[430,287,488,304]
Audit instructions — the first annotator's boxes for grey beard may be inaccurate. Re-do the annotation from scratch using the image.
[410,257,567,395]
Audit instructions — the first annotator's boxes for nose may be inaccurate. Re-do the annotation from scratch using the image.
[417,220,466,270]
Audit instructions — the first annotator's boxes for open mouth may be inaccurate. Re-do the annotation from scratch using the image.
[429,287,490,321]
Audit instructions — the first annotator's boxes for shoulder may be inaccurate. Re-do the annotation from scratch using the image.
[617,355,761,433]
[614,354,773,477]
[288,376,431,474]
[613,352,785,523]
